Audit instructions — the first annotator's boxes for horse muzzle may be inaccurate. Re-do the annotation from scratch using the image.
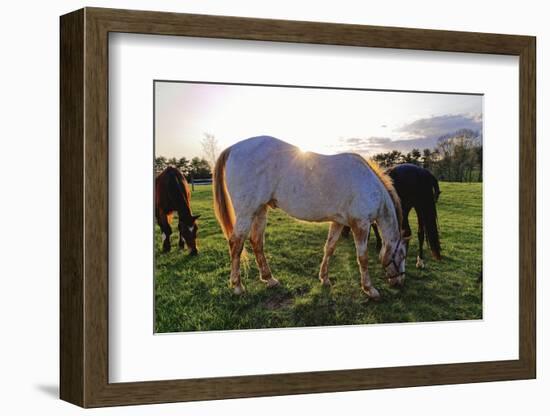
[388,274,405,287]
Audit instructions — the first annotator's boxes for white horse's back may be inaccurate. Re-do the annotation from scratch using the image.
[225,136,386,225]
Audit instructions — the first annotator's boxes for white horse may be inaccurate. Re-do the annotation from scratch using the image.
[213,136,409,299]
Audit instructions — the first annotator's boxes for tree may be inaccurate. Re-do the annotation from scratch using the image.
[422,148,433,170]
[155,156,167,173]
[189,157,212,179]
[434,129,481,182]
[176,157,190,177]
[475,146,483,182]
[403,148,421,165]
[369,127,482,183]
[201,133,220,168]
[372,150,404,168]
[436,135,454,181]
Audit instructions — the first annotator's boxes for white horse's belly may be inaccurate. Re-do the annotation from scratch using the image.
[273,183,348,224]
[275,199,334,222]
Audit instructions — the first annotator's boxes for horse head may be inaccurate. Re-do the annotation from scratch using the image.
[380,232,411,287]
[179,214,201,255]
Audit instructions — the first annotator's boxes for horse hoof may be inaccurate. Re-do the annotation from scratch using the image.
[233,284,245,295]
[363,286,380,300]
[388,275,405,287]
[320,278,331,287]
[265,277,280,288]
[416,256,425,269]
[189,249,198,256]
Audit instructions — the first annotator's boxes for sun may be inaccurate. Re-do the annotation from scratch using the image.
[296,141,328,155]
[291,135,337,155]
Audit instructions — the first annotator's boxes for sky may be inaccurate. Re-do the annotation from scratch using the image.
[154,81,483,159]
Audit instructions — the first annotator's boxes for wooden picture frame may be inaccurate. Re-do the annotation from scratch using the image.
[60,7,536,408]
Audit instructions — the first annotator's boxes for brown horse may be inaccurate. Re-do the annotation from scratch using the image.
[155,166,200,254]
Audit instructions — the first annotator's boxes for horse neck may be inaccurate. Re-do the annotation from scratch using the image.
[177,201,193,223]
[375,200,401,249]
[171,187,192,224]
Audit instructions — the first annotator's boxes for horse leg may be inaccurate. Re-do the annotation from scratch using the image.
[351,222,380,300]
[402,205,412,237]
[229,216,253,295]
[157,210,172,253]
[250,207,279,288]
[372,223,382,251]
[319,222,344,286]
[177,214,186,250]
[401,205,412,255]
[416,208,425,269]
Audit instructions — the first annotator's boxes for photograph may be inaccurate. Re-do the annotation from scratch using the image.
[154,80,483,333]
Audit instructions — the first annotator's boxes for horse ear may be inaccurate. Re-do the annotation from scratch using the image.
[192,214,201,221]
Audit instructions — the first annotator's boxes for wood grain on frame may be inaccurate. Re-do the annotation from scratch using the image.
[60,7,536,408]
[60,8,84,406]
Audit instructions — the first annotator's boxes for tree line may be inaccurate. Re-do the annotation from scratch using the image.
[371,128,482,182]
[155,133,219,180]
[156,129,482,183]
[155,156,212,179]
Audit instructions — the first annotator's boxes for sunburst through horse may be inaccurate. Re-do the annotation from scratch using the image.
[213,136,409,299]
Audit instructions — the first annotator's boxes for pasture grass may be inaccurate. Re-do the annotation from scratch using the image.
[155,182,482,332]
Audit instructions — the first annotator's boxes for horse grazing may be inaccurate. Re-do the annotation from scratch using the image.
[343,163,442,268]
[213,136,409,299]
[383,163,441,268]
[155,166,200,255]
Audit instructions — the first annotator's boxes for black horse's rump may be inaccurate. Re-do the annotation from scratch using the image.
[155,166,200,254]
[343,163,441,263]
[386,163,441,260]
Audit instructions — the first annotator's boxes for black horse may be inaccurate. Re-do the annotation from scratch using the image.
[343,163,442,268]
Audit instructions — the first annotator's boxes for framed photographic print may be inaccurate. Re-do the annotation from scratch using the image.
[60,7,536,408]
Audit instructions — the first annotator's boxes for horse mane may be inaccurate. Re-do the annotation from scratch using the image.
[351,155,403,230]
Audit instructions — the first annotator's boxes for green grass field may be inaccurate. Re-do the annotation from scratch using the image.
[155,182,482,333]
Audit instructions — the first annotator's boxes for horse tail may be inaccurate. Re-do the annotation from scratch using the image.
[213,147,236,240]
[418,173,442,260]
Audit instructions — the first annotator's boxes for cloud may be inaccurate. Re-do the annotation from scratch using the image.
[386,137,440,152]
[397,113,482,140]
[342,137,367,145]
[340,137,391,146]
[337,113,482,155]
[337,137,393,153]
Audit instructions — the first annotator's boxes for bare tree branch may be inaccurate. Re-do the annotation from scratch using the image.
[201,133,220,168]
